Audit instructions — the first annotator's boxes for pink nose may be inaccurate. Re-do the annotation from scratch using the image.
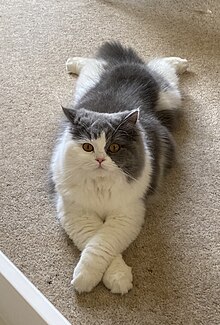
[96,157,105,164]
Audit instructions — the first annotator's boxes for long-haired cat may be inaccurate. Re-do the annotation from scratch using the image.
[50,41,188,294]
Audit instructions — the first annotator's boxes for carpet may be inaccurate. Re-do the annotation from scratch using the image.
[1,0,219,324]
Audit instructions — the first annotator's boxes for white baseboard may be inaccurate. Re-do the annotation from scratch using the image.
[0,251,71,325]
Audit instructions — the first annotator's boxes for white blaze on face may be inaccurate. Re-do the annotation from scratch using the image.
[91,132,107,160]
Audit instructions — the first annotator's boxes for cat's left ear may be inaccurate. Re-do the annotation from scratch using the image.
[123,109,139,126]
[61,106,77,124]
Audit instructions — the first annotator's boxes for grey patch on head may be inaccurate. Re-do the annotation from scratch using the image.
[63,107,91,139]
[63,107,114,140]
[105,111,146,181]
[63,107,146,181]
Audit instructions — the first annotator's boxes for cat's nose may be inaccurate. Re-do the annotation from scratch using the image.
[96,157,105,164]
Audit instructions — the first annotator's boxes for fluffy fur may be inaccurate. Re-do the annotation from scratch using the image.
[51,42,188,294]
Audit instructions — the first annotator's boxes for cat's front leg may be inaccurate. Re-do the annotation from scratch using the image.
[57,195,133,293]
[73,253,133,295]
[103,254,133,294]
[57,195,104,251]
[71,204,145,293]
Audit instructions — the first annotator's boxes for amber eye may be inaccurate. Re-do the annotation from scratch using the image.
[82,143,94,152]
[108,143,120,153]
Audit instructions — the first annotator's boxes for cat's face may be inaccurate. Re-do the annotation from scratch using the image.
[63,107,146,181]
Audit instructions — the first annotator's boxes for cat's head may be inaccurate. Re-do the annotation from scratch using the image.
[63,107,146,181]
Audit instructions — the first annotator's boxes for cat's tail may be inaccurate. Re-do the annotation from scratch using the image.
[96,41,144,65]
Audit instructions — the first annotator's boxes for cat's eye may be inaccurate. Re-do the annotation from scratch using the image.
[82,143,94,152]
[108,143,120,153]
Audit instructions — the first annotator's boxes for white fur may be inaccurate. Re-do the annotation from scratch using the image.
[147,57,188,86]
[66,57,106,104]
[147,57,188,111]
[52,124,152,293]
[156,89,182,111]
[102,254,133,294]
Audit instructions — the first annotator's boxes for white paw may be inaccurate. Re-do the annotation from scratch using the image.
[66,57,84,75]
[71,261,102,293]
[164,57,188,74]
[103,261,133,295]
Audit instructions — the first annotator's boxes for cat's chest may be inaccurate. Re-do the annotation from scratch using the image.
[72,177,126,217]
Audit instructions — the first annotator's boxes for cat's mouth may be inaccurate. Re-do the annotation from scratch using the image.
[97,165,105,170]
[96,165,106,171]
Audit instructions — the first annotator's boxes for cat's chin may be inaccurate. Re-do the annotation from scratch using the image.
[94,166,112,177]
[95,167,106,173]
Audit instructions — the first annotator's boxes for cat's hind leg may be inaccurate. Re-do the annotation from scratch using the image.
[147,56,188,88]
[147,57,188,128]
[66,57,106,76]
[161,57,188,74]
[66,57,106,104]
[66,57,92,75]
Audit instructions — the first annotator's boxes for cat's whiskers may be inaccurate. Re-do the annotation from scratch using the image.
[122,170,160,195]
[57,174,75,185]
[148,185,160,195]
[121,169,139,183]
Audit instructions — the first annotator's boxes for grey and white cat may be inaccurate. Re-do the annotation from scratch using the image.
[51,42,188,294]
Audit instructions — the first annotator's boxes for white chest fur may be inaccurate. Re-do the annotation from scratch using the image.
[67,175,132,219]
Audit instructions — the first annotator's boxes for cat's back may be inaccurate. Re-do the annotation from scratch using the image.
[77,42,159,114]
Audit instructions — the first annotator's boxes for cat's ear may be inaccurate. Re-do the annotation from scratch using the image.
[61,106,77,124]
[122,109,139,126]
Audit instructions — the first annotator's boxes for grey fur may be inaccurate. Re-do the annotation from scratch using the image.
[63,42,180,193]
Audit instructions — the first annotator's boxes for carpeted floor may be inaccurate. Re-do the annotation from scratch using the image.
[1,0,219,324]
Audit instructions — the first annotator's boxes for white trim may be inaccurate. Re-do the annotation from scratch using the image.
[0,251,71,325]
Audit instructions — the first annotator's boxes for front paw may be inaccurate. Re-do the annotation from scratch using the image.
[103,260,133,295]
[71,262,102,293]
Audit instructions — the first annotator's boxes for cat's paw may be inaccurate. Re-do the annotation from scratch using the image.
[164,57,188,74]
[103,260,133,295]
[71,261,102,293]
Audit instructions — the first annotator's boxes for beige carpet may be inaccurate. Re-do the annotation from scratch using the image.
[1,0,220,324]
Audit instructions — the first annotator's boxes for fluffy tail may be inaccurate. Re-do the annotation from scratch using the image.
[96,41,144,64]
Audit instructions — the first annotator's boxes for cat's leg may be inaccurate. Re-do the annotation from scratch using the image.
[66,57,106,104]
[152,57,188,75]
[57,195,132,294]
[102,254,133,294]
[147,57,188,127]
[66,57,92,75]
[71,203,145,293]
[57,195,103,251]
[147,57,188,87]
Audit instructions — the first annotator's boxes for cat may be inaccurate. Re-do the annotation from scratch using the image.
[50,41,188,294]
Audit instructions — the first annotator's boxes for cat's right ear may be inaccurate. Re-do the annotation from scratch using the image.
[61,106,77,124]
